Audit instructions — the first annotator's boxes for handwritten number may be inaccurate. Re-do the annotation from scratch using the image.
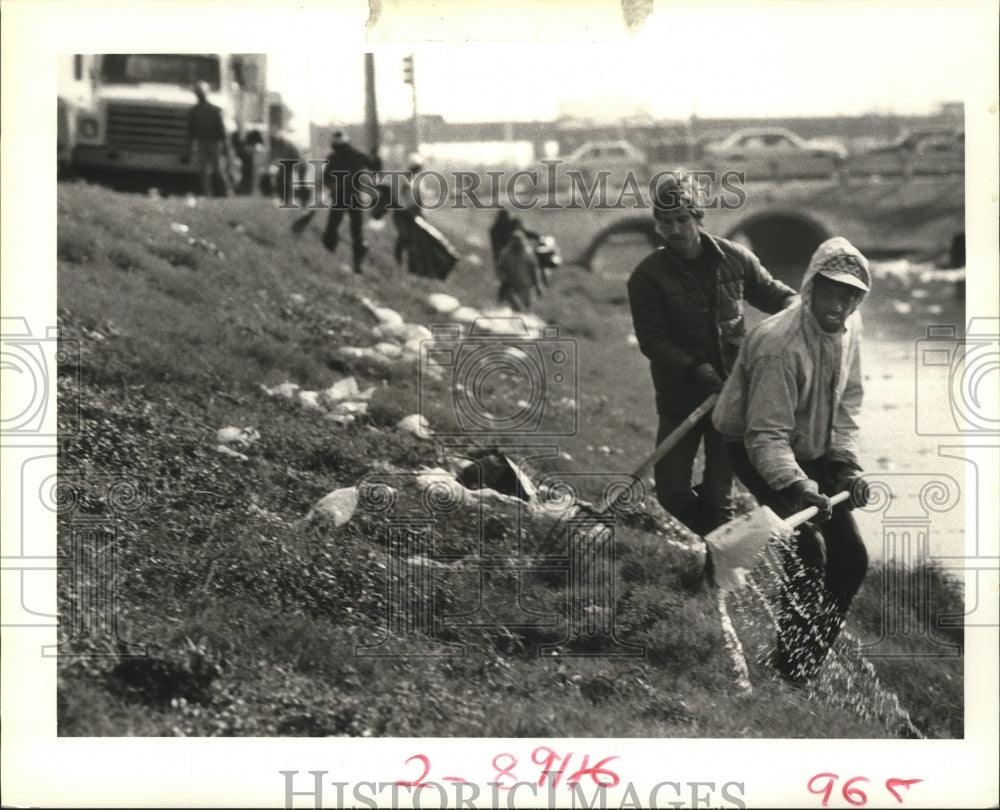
[885,778,922,803]
[842,776,870,807]
[568,755,621,788]
[808,773,839,807]
[396,754,431,788]
[492,753,518,790]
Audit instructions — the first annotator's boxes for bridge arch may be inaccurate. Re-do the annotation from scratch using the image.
[724,210,832,288]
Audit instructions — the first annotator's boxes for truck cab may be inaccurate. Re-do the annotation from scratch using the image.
[69,53,273,190]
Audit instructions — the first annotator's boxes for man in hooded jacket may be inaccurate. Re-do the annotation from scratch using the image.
[712,236,874,682]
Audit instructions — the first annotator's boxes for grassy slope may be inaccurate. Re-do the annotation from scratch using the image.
[56,181,962,738]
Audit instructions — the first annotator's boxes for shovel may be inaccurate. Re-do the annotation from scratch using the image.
[706,489,850,592]
[588,393,719,519]
[566,394,718,557]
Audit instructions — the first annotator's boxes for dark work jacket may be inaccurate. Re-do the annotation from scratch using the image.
[324,143,382,209]
[187,101,227,143]
[627,231,796,414]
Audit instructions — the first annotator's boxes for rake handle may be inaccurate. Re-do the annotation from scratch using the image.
[631,393,719,482]
[784,490,850,528]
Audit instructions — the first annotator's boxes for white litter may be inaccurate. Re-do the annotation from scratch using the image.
[310,486,359,526]
[216,444,249,462]
[427,293,460,314]
[298,390,323,410]
[324,376,361,402]
[170,222,190,234]
[261,381,300,399]
[360,296,404,326]
[289,293,306,305]
[397,414,433,439]
[415,468,467,504]
[373,342,403,359]
[215,426,260,447]
[451,306,480,323]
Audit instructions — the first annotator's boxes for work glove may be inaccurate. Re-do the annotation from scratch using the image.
[830,466,872,510]
[784,479,832,523]
[692,362,724,396]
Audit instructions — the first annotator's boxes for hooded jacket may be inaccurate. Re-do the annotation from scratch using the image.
[711,237,871,491]
[627,232,797,412]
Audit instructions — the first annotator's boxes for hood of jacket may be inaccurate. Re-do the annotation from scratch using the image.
[799,236,871,334]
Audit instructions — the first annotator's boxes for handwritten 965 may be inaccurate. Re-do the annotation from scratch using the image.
[807,773,922,806]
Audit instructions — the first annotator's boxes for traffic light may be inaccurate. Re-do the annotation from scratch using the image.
[402,55,414,85]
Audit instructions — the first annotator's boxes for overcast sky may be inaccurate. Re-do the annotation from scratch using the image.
[267,0,984,129]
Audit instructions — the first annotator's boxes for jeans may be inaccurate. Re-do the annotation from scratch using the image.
[727,441,868,681]
[653,408,734,534]
[195,140,232,198]
[323,206,367,270]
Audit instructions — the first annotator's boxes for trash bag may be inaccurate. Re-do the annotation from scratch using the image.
[405,214,460,280]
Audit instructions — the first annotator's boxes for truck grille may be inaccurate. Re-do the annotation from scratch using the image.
[106,103,190,153]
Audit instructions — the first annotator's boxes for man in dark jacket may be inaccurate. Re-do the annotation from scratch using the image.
[323,130,381,274]
[185,81,233,198]
[627,176,798,535]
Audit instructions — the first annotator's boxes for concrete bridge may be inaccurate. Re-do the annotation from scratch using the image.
[575,177,964,286]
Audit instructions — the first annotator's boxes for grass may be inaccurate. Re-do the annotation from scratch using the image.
[55,178,963,738]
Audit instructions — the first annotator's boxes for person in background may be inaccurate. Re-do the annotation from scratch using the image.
[495,228,544,312]
[712,236,874,683]
[626,176,798,535]
[322,130,381,274]
[392,155,424,268]
[185,81,233,198]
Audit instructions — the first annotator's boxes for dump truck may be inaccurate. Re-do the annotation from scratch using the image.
[64,53,289,192]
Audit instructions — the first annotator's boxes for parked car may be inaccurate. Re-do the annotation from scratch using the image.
[848,128,964,177]
[561,140,649,188]
[702,127,847,181]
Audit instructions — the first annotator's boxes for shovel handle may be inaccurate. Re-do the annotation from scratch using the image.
[631,393,719,482]
[785,490,850,528]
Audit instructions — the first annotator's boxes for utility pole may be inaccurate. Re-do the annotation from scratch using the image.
[364,53,380,158]
[402,54,420,153]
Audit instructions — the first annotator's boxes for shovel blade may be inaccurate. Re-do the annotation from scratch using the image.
[705,506,791,591]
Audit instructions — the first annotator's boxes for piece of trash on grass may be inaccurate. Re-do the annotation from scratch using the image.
[170,222,190,234]
[324,376,361,402]
[397,414,433,439]
[298,390,323,410]
[216,444,250,462]
[261,381,300,399]
[373,342,403,359]
[360,297,404,326]
[451,306,480,323]
[309,486,359,526]
[427,293,460,314]
[215,426,260,447]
